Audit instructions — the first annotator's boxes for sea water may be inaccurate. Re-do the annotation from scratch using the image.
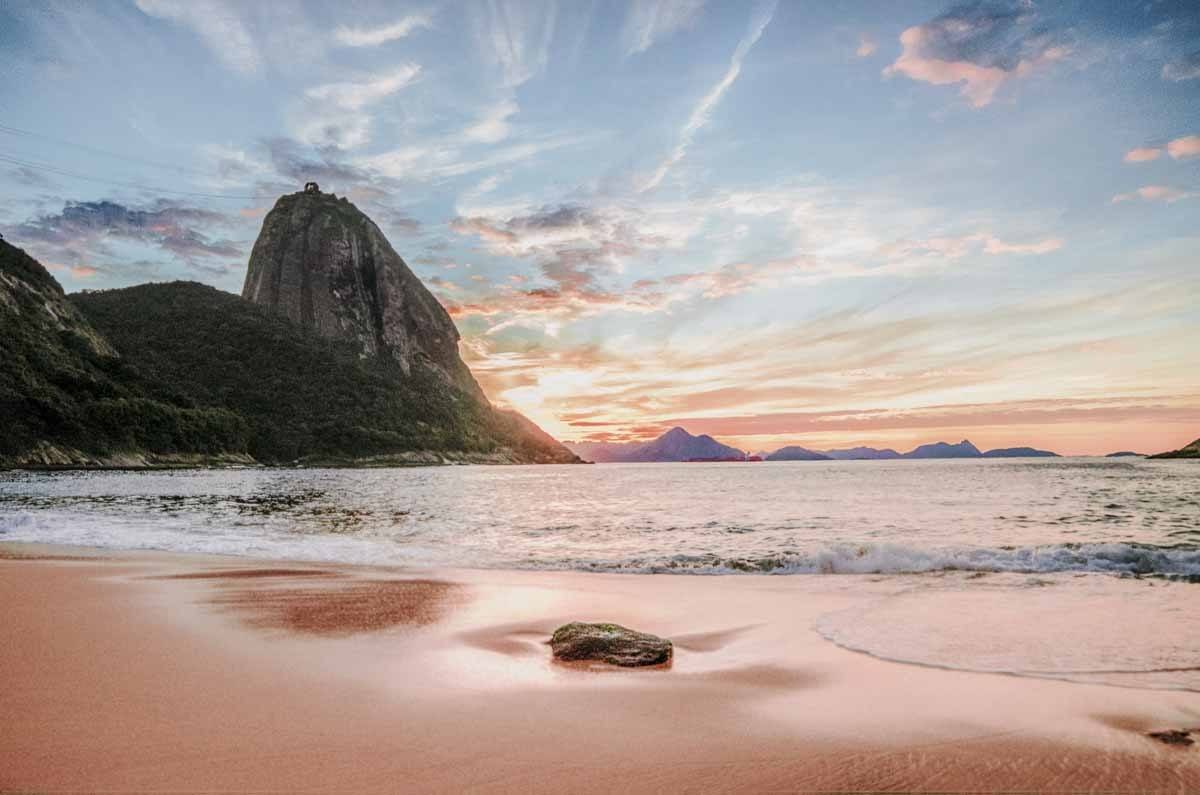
[3,457,1198,689]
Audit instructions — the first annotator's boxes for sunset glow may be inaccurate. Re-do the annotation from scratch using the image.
[3,0,1198,455]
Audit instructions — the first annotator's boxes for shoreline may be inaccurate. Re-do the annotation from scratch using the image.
[4,454,1192,472]
[3,541,1199,792]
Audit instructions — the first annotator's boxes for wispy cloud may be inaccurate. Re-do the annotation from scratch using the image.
[1162,50,1200,82]
[467,276,1200,449]
[135,0,261,74]
[856,34,878,58]
[884,1,1068,107]
[464,99,520,143]
[471,0,558,88]
[295,65,422,148]
[334,12,433,47]
[622,0,705,56]
[1112,185,1195,204]
[877,232,1063,260]
[641,0,776,192]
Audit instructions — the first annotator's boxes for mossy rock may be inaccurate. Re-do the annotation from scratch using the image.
[550,622,672,667]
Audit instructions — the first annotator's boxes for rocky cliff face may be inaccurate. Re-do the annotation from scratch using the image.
[242,189,480,395]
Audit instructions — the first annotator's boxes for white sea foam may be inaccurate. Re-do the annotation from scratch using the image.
[814,576,1200,691]
[3,508,1197,577]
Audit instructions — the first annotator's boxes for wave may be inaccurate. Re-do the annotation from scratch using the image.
[526,541,1200,577]
[3,509,1198,578]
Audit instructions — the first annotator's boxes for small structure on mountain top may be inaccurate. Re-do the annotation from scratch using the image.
[304,182,320,194]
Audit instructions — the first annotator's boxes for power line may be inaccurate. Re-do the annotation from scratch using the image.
[0,152,278,201]
[0,123,215,178]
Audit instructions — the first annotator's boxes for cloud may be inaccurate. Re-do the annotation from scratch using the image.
[135,0,261,74]
[1166,134,1200,159]
[641,0,776,191]
[263,138,371,186]
[856,34,878,57]
[447,203,687,323]
[883,1,1068,107]
[306,65,421,111]
[880,232,1063,259]
[980,236,1063,255]
[334,12,433,47]
[359,134,585,182]
[1124,146,1163,163]
[464,99,520,143]
[295,65,421,149]
[1123,135,1200,163]
[1112,185,1195,204]
[46,262,100,280]
[467,274,1200,447]
[622,0,705,56]
[6,199,240,268]
[661,397,1200,440]
[1162,50,1200,82]
[471,0,558,88]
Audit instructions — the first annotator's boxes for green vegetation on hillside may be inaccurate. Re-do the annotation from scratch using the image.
[74,280,545,462]
[0,240,576,466]
[0,242,247,462]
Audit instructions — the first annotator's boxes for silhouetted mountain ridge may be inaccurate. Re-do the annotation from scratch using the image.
[568,429,1065,463]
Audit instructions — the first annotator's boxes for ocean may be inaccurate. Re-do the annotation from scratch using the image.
[3,457,1198,691]
[2,458,1197,576]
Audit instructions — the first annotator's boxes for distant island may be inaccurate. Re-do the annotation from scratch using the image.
[1147,438,1200,459]
[766,446,830,461]
[1105,451,1145,458]
[0,188,579,469]
[567,429,1064,463]
[566,427,743,463]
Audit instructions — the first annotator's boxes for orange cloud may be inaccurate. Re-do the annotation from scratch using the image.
[1123,147,1162,163]
[1167,134,1200,160]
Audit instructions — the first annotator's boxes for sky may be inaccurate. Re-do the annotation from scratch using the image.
[1,0,1198,456]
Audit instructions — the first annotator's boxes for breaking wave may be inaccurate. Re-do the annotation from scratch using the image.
[4,506,1197,579]
[525,542,1200,577]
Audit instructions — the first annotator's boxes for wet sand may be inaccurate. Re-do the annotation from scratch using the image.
[2,542,1198,793]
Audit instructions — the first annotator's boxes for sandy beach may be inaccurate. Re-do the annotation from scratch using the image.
[2,542,1198,793]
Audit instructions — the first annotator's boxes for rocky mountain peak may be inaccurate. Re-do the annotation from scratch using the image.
[242,189,481,396]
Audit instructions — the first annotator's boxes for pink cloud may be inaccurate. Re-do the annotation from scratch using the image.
[884,24,1066,108]
[882,233,1063,259]
[1166,135,1200,160]
[1111,185,1195,204]
[1123,147,1162,163]
[856,35,877,58]
[982,237,1063,255]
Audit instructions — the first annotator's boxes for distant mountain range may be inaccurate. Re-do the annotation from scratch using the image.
[565,427,745,463]
[765,446,830,461]
[567,429,1064,463]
